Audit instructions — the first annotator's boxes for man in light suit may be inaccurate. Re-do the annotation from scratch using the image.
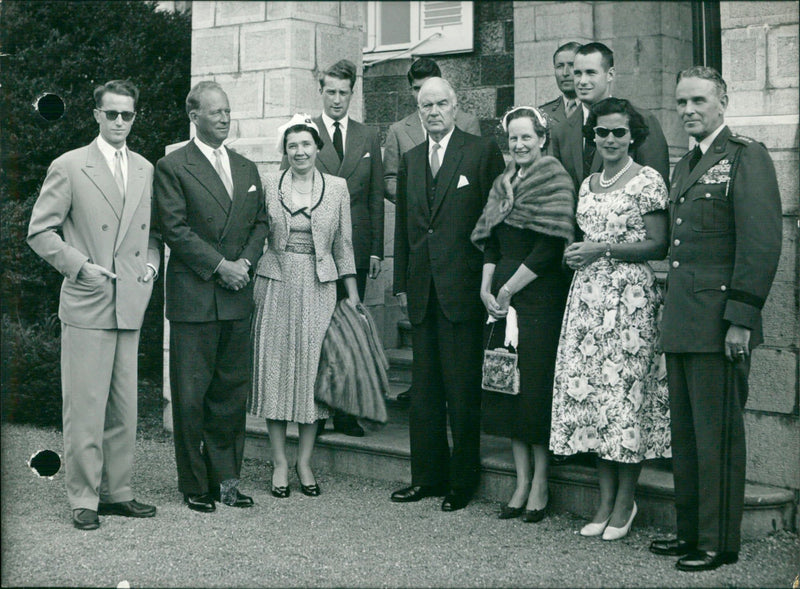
[28,80,160,530]
[651,66,782,572]
[155,81,267,513]
[391,78,505,512]
[383,57,481,204]
[383,57,482,407]
[550,42,670,195]
[538,41,582,127]
[305,59,384,437]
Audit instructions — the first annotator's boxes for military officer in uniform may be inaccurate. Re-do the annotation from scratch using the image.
[538,41,582,127]
[651,66,782,572]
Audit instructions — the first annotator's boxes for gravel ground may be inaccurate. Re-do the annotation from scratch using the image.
[2,423,798,588]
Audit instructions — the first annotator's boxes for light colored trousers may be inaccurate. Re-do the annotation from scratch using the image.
[61,324,139,510]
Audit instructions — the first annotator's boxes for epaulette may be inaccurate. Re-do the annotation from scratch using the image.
[538,97,561,111]
[729,133,754,145]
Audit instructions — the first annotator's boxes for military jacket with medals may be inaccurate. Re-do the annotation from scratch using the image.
[660,125,782,353]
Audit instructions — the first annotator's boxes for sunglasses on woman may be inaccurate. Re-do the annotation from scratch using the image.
[593,126,629,138]
[97,109,136,122]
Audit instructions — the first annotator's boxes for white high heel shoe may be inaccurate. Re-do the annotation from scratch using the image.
[580,516,610,537]
[602,502,638,541]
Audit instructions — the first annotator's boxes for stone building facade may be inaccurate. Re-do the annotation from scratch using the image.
[165,1,798,519]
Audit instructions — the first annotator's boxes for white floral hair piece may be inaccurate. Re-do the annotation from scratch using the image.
[275,113,320,154]
[501,105,548,133]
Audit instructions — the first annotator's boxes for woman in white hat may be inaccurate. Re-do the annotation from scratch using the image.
[248,114,360,498]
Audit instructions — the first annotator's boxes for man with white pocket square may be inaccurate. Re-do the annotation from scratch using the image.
[155,81,267,512]
[291,59,384,438]
[392,77,505,511]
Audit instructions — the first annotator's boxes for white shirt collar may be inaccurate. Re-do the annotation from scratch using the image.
[96,135,127,181]
[193,137,232,179]
[580,94,612,123]
[696,123,727,154]
[321,112,349,136]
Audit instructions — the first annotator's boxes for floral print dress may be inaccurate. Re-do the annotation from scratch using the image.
[549,166,671,463]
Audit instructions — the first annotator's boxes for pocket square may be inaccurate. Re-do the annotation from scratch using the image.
[457,175,469,188]
[362,153,371,159]
[247,185,257,192]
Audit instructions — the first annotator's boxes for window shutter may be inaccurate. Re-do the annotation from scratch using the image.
[415,1,473,55]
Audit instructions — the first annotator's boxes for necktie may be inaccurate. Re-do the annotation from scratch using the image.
[689,145,703,172]
[582,141,596,178]
[333,121,344,162]
[214,148,233,199]
[565,99,577,118]
[114,150,125,200]
[430,142,441,177]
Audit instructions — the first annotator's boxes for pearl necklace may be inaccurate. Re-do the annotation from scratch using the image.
[599,157,633,188]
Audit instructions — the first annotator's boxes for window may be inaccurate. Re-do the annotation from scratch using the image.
[363,1,474,62]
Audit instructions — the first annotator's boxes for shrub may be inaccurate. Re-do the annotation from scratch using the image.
[1,315,62,427]
[0,1,191,413]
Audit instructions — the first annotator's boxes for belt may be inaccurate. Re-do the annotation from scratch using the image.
[285,242,315,255]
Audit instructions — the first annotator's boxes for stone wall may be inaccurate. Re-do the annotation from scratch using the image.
[189,1,365,170]
[720,1,800,497]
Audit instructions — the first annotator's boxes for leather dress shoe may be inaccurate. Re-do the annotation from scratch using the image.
[650,537,695,556]
[73,508,99,530]
[391,484,447,503]
[395,387,412,406]
[184,493,215,513]
[676,550,738,572]
[98,499,156,518]
[333,415,365,437]
[221,489,254,508]
[441,490,473,512]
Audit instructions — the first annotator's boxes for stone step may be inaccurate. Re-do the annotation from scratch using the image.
[244,405,795,539]
[385,347,412,387]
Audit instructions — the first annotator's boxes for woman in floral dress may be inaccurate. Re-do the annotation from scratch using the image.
[550,98,671,541]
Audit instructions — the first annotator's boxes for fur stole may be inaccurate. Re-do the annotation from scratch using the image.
[471,155,575,250]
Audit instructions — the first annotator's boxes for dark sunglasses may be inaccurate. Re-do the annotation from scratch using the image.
[97,109,136,122]
[593,126,629,138]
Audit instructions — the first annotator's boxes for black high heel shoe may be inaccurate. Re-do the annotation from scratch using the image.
[499,504,524,519]
[295,465,321,497]
[271,465,290,498]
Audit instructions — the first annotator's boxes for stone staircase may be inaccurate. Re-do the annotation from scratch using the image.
[244,319,796,539]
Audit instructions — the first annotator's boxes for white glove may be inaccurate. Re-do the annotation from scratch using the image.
[486,305,518,349]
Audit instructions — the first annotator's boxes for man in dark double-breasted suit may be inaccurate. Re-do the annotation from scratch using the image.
[155,81,268,513]
[392,77,505,512]
[651,67,782,572]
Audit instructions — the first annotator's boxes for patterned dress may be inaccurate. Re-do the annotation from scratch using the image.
[549,166,671,463]
[249,193,334,424]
